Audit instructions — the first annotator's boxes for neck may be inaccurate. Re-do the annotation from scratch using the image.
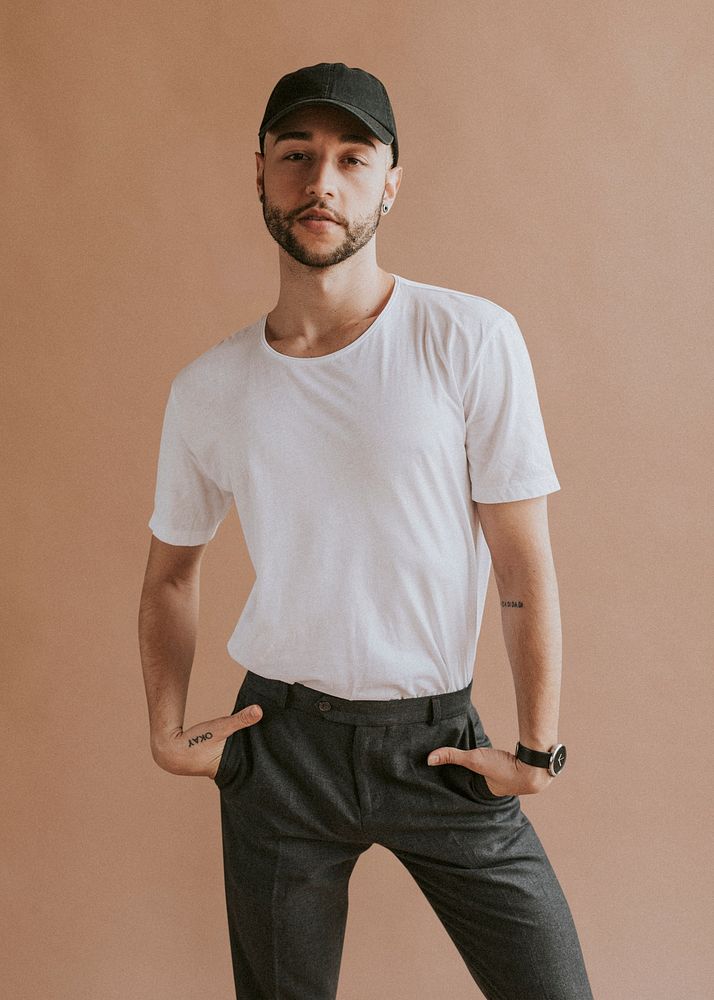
[268,252,393,343]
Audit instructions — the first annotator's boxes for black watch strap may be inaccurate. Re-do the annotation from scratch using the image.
[515,741,567,776]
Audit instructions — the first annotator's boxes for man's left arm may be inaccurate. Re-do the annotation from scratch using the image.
[427,494,561,795]
[476,493,561,792]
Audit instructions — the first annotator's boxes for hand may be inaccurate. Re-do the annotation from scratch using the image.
[151,702,263,779]
[427,744,554,796]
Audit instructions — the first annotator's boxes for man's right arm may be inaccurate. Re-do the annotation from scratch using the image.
[138,535,207,767]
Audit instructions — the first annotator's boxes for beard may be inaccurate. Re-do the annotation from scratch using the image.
[261,192,384,269]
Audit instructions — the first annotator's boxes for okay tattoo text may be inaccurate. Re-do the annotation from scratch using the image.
[187,731,213,747]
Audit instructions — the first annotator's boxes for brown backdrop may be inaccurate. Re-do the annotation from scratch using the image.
[3,2,712,997]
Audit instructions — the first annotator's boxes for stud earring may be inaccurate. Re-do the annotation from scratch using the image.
[382,203,389,213]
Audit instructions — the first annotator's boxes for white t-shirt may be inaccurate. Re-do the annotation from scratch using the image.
[148,273,560,700]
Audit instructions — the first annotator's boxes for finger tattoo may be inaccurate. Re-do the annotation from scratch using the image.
[187,731,213,747]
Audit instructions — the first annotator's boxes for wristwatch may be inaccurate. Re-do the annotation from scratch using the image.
[515,741,567,777]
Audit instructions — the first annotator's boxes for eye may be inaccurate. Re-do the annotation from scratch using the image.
[283,153,366,166]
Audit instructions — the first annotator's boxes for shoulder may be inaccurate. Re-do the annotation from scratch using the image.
[397,275,518,381]
[170,317,260,405]
[397,274,514,332]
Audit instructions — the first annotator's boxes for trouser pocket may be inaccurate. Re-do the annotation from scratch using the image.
[214,681,251,790]
[436,702,515,804]
[464,702,515,801]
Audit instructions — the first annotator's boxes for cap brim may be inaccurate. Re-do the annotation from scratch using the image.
[259,98,393,146]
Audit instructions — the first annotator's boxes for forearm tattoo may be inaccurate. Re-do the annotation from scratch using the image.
[501,600,524,608]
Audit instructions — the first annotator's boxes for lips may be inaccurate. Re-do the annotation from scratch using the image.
[298,210,338,222]
[297,213,340,233]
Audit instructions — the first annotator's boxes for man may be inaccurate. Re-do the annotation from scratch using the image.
[139,62,594,1000]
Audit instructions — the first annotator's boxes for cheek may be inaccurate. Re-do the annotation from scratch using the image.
[263,167,296,194]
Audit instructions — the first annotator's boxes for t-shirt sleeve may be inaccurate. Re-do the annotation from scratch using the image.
[463,312,561,503]
[147,383,233,545]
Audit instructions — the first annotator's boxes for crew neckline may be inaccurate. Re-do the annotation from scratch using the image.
[259,273,402,363]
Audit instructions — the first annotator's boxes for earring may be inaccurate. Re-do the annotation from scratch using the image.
[382,204,389,213]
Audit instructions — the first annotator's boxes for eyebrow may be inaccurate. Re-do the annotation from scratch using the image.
[272,130,377,152]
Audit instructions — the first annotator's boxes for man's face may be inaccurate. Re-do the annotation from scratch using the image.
[256,104,397,269]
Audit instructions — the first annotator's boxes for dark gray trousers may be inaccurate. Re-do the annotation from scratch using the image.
[214,669,594,1000]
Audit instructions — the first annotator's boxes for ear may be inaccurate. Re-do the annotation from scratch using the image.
[255,151,264,200]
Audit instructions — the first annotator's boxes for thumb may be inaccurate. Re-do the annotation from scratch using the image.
[427,746,468,766]
[229,702,263,733]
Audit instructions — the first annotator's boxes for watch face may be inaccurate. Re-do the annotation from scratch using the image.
[550,744,567,775]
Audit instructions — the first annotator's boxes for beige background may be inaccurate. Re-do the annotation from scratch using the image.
[3,2,712,998]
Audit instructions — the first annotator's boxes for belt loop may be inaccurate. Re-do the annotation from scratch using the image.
[276,680,289,708]
[429,695,441,725]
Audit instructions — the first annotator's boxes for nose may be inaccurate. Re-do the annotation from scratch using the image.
[304,154,341,200]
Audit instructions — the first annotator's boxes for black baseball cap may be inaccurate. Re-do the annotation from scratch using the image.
[258,62,399,167]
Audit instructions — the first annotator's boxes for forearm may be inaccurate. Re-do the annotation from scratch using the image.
[494,551,562,751]
[138,576,200,756]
